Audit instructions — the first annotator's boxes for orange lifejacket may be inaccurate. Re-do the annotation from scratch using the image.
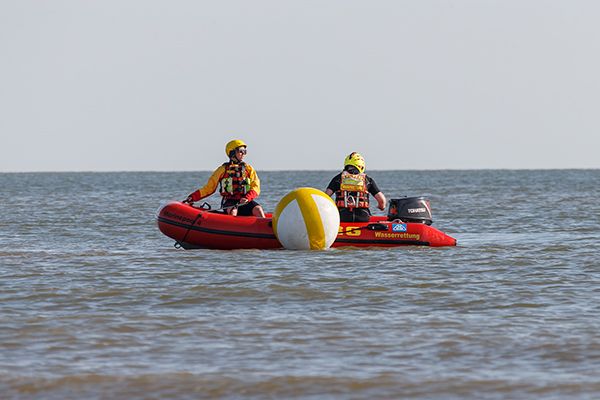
[336,171,370,209]
[219,162,251,200]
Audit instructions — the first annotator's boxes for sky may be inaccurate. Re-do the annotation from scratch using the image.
[1,0,599,172]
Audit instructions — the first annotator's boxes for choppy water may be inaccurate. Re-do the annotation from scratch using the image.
[1,170,599,399]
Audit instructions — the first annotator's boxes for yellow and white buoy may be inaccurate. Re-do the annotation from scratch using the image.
[273,187,340,250]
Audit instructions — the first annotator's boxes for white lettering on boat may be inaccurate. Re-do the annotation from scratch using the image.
[374,232,420,240]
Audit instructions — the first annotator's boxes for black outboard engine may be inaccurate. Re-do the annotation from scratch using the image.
[387,196,433,225]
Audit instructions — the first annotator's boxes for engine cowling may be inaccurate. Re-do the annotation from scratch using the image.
[387,197,433,225]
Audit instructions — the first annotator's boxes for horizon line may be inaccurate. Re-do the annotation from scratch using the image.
[1,167,599,174]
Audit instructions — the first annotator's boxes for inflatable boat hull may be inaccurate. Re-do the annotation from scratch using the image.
[157,201,456,250]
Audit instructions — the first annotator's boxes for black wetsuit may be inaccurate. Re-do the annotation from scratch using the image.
[221,198,261,216]
[326,172,382,222]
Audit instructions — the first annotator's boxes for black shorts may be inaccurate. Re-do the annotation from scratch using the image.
[222,199,261,216]
[339,208,371,223]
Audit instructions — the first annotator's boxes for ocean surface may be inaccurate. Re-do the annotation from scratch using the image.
[1,170,599,399]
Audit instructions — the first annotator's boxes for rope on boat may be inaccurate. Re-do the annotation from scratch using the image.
[175,213,204,250]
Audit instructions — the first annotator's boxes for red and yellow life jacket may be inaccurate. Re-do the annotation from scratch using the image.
[336,171,369,209]
[219,162,251,199]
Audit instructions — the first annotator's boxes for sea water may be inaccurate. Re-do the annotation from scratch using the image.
[1,170,599,399]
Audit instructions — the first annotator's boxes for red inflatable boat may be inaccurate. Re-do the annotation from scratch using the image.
[157,201,456,249]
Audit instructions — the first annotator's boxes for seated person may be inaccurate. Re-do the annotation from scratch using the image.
[325,152,386,222]
[184,139,266,217]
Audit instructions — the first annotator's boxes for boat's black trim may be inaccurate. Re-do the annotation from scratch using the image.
[158,217,277,240]
[159,216,430,246]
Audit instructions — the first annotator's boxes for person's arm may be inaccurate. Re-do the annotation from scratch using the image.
[240,165,260,203]
[184,166,223,203]
[367,176,386,210]
[374,192,386,211]
[325,174,340,197]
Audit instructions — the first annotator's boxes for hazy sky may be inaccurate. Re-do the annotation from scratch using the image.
[1,0,599,172]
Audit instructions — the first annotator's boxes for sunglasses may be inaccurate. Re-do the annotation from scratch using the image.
[236,148,247,154]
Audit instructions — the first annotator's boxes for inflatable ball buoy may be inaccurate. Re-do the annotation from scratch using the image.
[273,187,340,250]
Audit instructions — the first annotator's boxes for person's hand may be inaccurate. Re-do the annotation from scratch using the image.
[378,203,385,211]
[238,197,249,205]
[183,196,194,205]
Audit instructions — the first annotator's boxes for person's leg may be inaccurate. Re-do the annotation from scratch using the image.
[222,199,238,216]
[252,204,266,218]
[354,208,371,222]
[339,208,370,222]
[339,208,353,222]
[235,201,260,217]
[238,201,266,218]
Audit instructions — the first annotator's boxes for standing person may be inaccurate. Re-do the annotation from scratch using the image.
[325,152,386,222]
[183,139,266,218]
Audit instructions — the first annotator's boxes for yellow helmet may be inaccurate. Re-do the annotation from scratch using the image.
[344,152,366,173]
[225,139,247,156]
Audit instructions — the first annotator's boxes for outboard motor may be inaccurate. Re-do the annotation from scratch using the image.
[387,196,433,225]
